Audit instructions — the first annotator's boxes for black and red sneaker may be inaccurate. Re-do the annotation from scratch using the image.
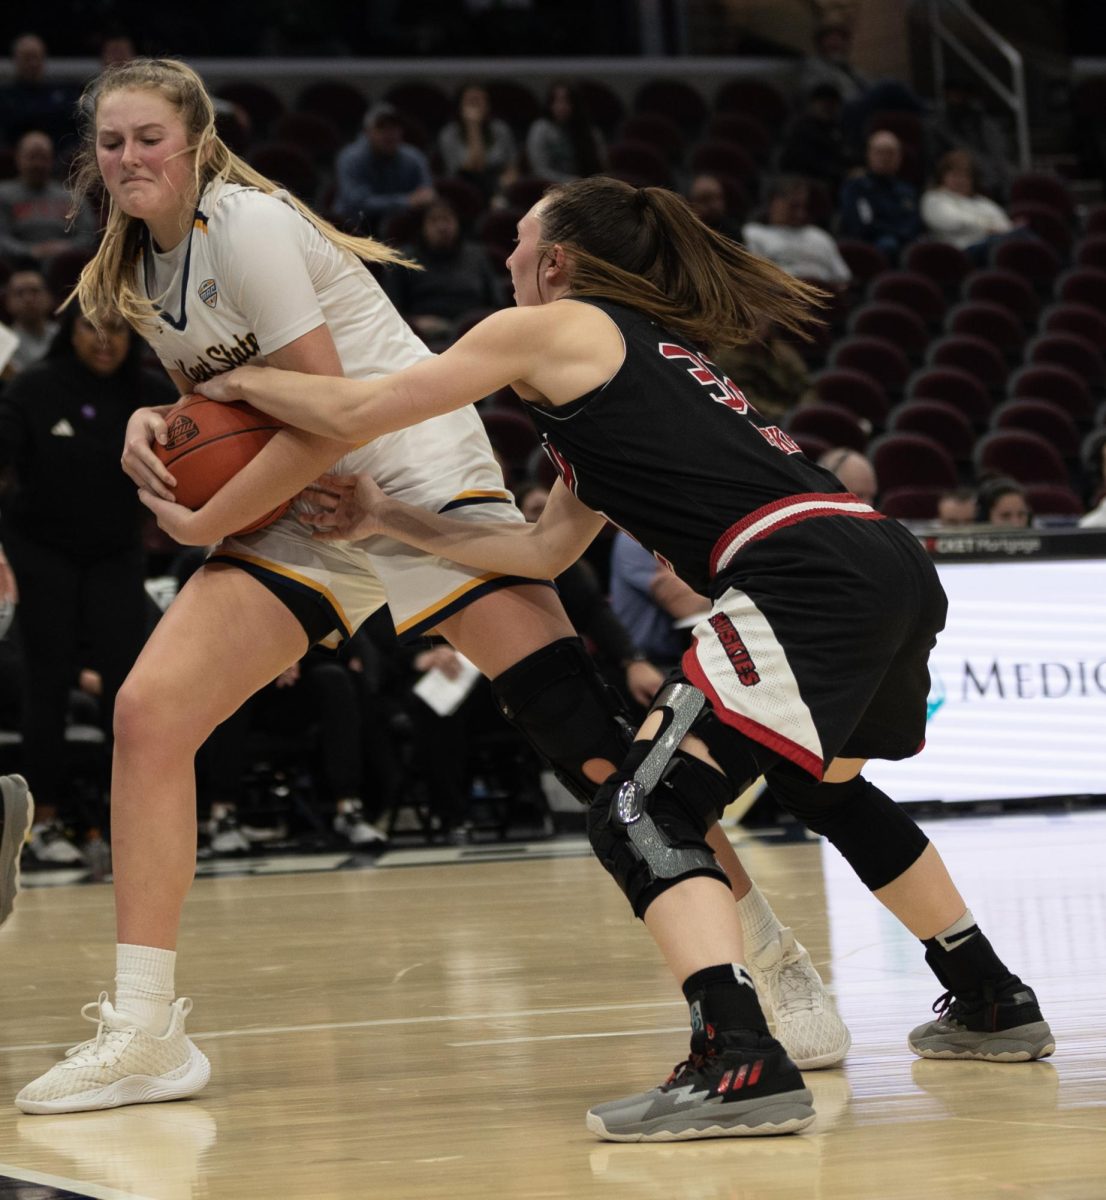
[585,1028,814,1142]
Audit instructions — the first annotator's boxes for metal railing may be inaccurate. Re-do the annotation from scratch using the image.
[925,0,1030,170]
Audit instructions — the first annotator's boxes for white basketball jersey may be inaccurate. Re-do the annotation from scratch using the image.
[136,179,495,499]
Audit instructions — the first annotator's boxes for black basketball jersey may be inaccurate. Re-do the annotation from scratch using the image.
[523,298,880,594]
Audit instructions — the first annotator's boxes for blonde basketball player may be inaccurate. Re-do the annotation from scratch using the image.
[15,61,847,1117]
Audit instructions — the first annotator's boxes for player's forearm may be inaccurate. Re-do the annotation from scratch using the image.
[197,429,352,543]
[235,366,381,440]
[374,498,557,580]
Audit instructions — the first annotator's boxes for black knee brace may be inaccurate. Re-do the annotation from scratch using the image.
[587,680,732,918]
[766,767,929,890]
[490,637,633,803]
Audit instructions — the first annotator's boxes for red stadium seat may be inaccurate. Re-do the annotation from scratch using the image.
[944,300,1025,360]
[960,268,1039,326]
[249,142,318,203]
[865,109,926,148]
[504,176,551,210]
[787,404,870,449]
[1007,203,1073,257]
[836,239,890,287]
[576,80,626,138]
[634,79,708,134]
[1074,235,1106,271]
[688,140,759,185]
[869,270,947,327]
[296,80,368,139]
[870,432,958,490]
[480,409,540,473]
[829,336,911,397]
[217,81,285,136]
[1039,302,1106,347]
[1024,483,1084,516]
[991,399,1080,462]
[271,112,341,165]
[1083,205,1106,236]
[705,113,773,162]
[879,486,945,520]
[926,334,1009,392]
[907,365,993,427]
[1054,267,1106,309]
[432,176,488,226]
[811,368,891,428]
[384,82,453,135]
[848,302,930,361]
[889,399,976,466]
[714,79,790,130]
[606,140,673,188]
[485,80,542,138]
[903,241,973,292]
[619,113,686,163]
[989,237,1061,289]
[1008,363,1094,426]
[973,429,1068,485]
[1009,171,1075,221]
[1026,332,1105,390]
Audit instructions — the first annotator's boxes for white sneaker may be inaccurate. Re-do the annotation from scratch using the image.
[333,800,388,847]
[29,821,85,866]
[1,775,34,927]
[204,804,251,855]
[748,928,851,1070]
[15,994,210,1115]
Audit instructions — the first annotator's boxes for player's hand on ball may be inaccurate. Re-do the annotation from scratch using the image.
[122,406,176,499]
[137,489,215,546]
[299,473,388,541]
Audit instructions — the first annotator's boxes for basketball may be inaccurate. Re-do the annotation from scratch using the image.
[154,394,290,535]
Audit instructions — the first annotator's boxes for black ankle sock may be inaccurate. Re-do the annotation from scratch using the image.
[682,963,770,1037]
[922,927,1012,995]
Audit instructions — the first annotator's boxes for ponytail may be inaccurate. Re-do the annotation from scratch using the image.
[538,176,825,348]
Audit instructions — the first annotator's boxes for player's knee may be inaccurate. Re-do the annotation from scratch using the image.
[491,637,633,802]
[587,751,732,918]
[766,765,928,890]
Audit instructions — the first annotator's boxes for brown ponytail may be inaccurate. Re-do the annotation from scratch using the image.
[537,176,825,348]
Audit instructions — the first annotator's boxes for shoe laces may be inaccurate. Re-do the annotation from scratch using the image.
[61,994,134,1068]
[758,929,822,1016]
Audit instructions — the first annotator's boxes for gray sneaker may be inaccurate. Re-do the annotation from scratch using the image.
[1,775,34,927]
[908,976,1055,1062]
[586,1030,815,1142]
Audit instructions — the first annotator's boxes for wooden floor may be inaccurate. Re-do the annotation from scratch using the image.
[1,811,1105,1200]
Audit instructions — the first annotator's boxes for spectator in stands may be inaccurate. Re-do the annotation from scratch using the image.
[438,83,518,201]
[384,197,503,351]
[936,486,978,526]
[4,265,57,374]
[743,176,851,288]
[0,131,98,267]
[976,476,1031,527]
[0,33,79,151]
[818,446,879,507]
[609,530,709,674]
[686,174,744,242]
[921,150,1020,267]
[526,80,605,183]
[778,83,850,196]
[0,305,173,865]
[930,78,1012,200]
[797,22,925,154]
[711,323,811,421]
[99,32,136,68]
[838,130,922,262]
[333,103,435,235]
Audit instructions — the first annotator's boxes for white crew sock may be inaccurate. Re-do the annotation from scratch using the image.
[735,880,786,954]
[115,943,176,1034]
[931,908,978,952]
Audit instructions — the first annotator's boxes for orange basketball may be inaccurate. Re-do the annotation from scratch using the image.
[154,395,290,535]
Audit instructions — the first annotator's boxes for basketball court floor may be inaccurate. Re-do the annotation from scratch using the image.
[0,809,1104,1199]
